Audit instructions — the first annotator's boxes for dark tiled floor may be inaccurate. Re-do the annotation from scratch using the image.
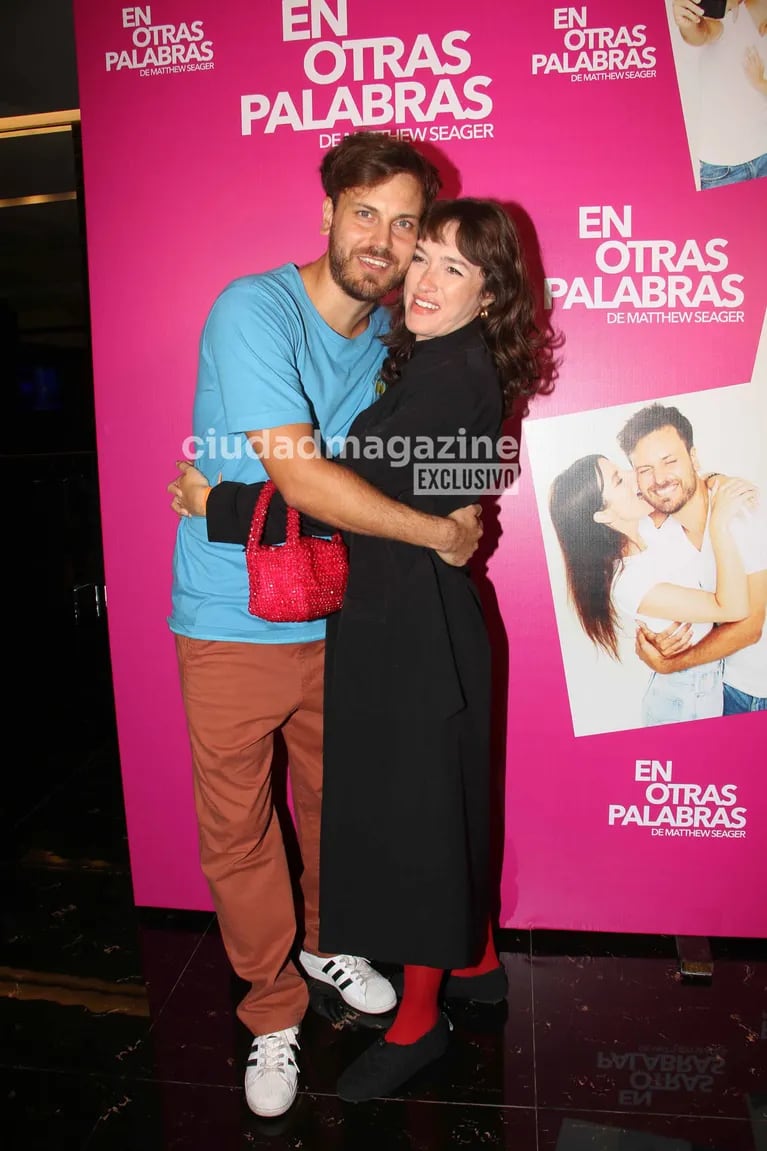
[3,618,766,1150]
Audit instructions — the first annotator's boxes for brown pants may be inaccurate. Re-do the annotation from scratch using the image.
[175,635,326,1036]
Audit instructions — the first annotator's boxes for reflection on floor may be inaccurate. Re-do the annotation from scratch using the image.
[3,621,766,1150]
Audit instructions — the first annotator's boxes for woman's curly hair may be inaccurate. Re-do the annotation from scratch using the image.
[381,198,556,418]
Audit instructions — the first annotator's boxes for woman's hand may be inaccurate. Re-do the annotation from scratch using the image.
[709,475,758,527]
[168,460,213,518]
[744,46,767,96]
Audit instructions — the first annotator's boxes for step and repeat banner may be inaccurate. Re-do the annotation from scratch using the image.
[73,0,767,934]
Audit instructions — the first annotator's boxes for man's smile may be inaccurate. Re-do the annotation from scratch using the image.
[357,252,392,271]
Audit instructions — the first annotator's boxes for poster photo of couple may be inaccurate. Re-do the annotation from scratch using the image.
[526,365,767,738]
[665,0,767,193]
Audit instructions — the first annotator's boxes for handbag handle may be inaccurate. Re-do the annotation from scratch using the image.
[248,480,302,547]
[248,480,275,546]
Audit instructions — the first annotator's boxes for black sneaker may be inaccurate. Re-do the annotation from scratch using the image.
[337,1014,452,1103]
[442,965,508,1004]
[389,965,509,1005]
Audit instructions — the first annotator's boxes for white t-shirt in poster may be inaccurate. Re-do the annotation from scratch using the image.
[696,5,767,167]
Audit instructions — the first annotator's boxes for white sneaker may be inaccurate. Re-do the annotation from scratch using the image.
[244,1026,300,1118]
[299,951,397,1014]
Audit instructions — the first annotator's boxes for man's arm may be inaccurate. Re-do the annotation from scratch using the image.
[247,423,481,564]
[672,0,724,46]
[636,570,767,672]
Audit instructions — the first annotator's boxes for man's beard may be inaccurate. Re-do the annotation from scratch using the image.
[328,232,403,303]
[643,472,698,514]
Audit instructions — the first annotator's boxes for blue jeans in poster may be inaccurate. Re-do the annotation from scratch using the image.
[641,661,724,727]
[723,682,767,714]
[700,152,767,190]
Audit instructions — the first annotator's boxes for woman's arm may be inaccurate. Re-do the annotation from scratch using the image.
[205,481,260,544]
[636,571,767,673]
[207,481,335,544]
[636,478,753,623]
[168,461,333,544]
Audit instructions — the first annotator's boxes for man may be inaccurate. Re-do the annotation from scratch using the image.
[169,132,484,1119]
[616,403,767,717]
[672,0,767,189]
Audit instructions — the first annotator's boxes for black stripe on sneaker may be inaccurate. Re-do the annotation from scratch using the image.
[331,969,344,982]
[322,960,335,975]
[339,978,353,990]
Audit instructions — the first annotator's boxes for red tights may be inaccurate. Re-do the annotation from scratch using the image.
[450,919,500,979]
[385,922,500,1045]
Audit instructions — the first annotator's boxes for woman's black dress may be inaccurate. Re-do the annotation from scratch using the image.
[318,318,503,969]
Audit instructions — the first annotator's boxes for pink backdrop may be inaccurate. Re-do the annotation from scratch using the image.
[73,0,767,934]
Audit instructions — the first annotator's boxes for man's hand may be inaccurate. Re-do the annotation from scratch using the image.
[168,460,213,517]
[635,621,694,672]
[436,504,483,567]
[673,0,705,30]
[672,0,724,44]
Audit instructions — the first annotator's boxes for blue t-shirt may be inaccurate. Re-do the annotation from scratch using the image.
[169,264,389,643]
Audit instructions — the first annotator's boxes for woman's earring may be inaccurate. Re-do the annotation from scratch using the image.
[479,307,488,319]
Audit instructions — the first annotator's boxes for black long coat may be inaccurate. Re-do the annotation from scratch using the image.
[318,319,503,969]
[205,319,504,969]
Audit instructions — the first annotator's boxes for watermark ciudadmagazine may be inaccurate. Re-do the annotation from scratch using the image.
[182,428,521,495]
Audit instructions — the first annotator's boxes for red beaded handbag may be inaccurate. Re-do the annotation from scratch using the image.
[245,481,348,622]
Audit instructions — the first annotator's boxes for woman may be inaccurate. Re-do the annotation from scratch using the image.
[171,199,552,1100]
[549,453,754,725]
